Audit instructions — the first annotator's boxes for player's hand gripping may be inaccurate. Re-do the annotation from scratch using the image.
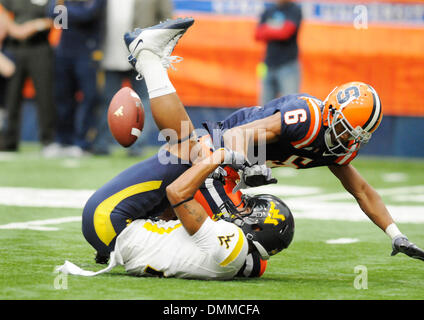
[233,164,277,193]
[208,166,227,184]
[391,235,424,261]
[220,147,251,170]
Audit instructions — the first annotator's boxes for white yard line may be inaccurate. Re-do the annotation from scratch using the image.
[0,185,423,231]
[243,184,322,196]
[0,187,94,208]
[326,238,360,244]
[382,173,408,183]
[283,199,424,223]
[0,216,81,231]
[246,184,424,202]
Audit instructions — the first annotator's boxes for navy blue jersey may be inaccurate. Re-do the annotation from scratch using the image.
[204,94,358,169]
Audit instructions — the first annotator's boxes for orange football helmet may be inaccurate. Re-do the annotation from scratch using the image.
[322,81,383,156]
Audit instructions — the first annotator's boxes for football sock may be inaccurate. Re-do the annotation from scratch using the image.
[135,50,176,99]
[385,223,402,239]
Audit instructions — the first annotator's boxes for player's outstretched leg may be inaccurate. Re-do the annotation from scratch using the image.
[124,18,195,141]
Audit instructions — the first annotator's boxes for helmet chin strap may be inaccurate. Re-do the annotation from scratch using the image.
[252,240,270,260]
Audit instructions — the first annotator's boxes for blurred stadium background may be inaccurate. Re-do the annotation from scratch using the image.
[18,0,424,158]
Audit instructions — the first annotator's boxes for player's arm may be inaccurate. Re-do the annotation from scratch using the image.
[255,5,301,43]
[329,164,394,231]
[221,113,281,191]
[222,112,281,154]
[166,149,247,235]
[0,9,51,41]
[329,164,424,261]
[255,18,297,42]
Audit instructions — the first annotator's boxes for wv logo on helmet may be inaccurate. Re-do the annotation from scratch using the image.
[264,201,286,225]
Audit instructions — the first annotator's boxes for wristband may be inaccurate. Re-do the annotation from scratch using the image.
[171,196,194,209]
[385,223,402,240]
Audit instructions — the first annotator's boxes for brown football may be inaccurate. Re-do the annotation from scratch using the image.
[107,87,145,147]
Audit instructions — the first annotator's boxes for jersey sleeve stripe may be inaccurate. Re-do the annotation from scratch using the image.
[335,150,357,165]
[291,98,322,149]
[220,227,245,267]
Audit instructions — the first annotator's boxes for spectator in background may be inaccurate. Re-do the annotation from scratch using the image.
[0,7,14,131]
[0,0,56,155]
[48,0,106,158]
[255,0,302,106]
[92,0,173,156]
[0,9,15,78]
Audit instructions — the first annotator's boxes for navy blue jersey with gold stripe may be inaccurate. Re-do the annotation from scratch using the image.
[84,150,189,220]
[82,150,190,255]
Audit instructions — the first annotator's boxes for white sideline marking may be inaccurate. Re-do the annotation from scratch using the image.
[0,185,423,231]
[0,187,94,208]
[0,185,322,208]
[393,195,424,203]
[245,185,424,223]
[326,238,359,244]
[0,216,81,231]
[0,152,16,161]
[282,200,424,223]
[244,185,321,196]
[61,159,81,168]
[273,168,299,177]
[247,185,424,202]
[382,173,408,183]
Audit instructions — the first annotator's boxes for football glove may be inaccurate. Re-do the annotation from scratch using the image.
[208,166,227,184]
[233,164,277,193]
[220,147,251,170]
[391,235,424,261]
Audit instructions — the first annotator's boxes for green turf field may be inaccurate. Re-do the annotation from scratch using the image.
[0,143,423,300]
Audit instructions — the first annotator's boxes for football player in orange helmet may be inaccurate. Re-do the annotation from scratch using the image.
[322,82,383,157]
[323,82,383,156]
[216,81,423,261]
[123,18,424,263]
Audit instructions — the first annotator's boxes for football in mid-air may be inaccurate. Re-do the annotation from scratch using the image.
[107,87,145,147]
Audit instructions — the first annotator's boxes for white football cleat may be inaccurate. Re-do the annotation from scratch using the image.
[124,17,194,70]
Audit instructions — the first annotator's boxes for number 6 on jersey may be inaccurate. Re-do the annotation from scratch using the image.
[284,109,307,125]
